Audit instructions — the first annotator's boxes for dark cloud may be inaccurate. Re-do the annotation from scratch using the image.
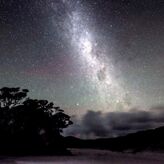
[64,107,164,138]
[82,111,109,137]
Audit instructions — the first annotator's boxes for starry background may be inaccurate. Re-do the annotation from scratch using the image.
[0,0,164,137]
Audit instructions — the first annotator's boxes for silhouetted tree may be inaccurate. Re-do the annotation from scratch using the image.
[0,87,73,155]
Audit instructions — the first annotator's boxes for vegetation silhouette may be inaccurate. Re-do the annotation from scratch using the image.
[0,87,73,155]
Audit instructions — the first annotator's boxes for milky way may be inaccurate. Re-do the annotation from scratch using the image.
[62,2,129,112]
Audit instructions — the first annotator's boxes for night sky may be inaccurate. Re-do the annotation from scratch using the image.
[0,0,164,137]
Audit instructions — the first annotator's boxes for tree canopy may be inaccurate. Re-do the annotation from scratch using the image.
[0,87,73,155]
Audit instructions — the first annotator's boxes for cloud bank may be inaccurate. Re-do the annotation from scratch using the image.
[64,106,164,138]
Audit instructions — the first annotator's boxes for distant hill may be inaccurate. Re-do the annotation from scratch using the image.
[64,126,164,153]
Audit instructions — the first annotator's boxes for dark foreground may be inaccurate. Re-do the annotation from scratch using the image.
[1,149,164,164]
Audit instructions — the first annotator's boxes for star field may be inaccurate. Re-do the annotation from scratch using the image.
[0,0,164,116]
